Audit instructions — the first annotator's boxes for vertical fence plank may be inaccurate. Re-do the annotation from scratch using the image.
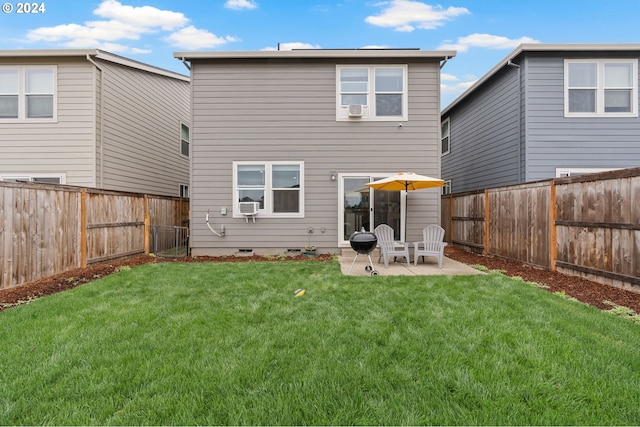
[549,180,557,271]
[81,188,87,268]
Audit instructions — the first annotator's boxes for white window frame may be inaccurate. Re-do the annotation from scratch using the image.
[233,161,304,218]
[336,65,408,121]
[442,180,452,195]
[1,173,66,184]
[179,184,189,198]
[564,59,638,118]
[180,122,190,158]
[441,117,450,156]
[0,65,57,122]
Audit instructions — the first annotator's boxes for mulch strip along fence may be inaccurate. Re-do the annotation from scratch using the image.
[442,167,640,293]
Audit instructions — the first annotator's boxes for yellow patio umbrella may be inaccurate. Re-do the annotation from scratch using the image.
[365,172,444,237]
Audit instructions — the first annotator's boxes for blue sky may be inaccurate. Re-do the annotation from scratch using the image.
[1,0,639,107]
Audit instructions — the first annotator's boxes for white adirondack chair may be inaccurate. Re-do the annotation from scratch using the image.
[413,225,448,268]
[374,224,410,268]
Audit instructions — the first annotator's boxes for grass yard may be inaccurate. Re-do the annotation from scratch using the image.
[1,260,639,425]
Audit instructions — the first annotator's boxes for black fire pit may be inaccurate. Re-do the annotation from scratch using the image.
[348,229,379,276]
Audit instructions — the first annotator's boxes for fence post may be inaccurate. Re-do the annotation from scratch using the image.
[448,195,454,244]
[484,189,490,256]
[549,179,557,271]
[144,194,150,255]
[80,188,87,268]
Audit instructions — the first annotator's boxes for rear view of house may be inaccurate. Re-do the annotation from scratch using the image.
[0,49,190,196]
[175,49,454,256]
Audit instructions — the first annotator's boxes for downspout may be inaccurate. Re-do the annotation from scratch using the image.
[180,57,191,71]
[507,60,523,183]
[440,56,451,69]
[86,54,104,188]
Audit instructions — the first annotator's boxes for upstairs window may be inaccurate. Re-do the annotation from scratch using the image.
[0,66,55,120]
[337,65,407,121]
[180,123,190,157]
[565,59,637,117]
[441,118,450,155]
[0,69,19,118]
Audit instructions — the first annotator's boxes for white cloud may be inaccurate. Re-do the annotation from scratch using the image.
[166,26,239,50]
[94,0,188,30]
[365,0,470,32]
[438,33,540,52]
[23,0,239,54]
[440,73,458,82]
[262,42,321,51]
[441,79,476,94]
[225,0,258,10]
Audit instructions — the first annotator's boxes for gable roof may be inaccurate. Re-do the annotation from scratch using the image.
[442,43,640,115]
[0,49,189,81]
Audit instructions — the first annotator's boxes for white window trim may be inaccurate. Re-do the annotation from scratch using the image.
[441,117,450,156]
[1,173,66,184]
[180,122,190,158]
[336,65,408,122]
[233,161,304,219]
[442,179,452,195]
[564,59,638,118]
[0,65,57,123]
[555,167,620,178]
[179,184,189,198]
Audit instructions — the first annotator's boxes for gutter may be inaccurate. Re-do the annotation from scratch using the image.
[85,54,105,188]
[180,57,191,71]
[507,59,523,183]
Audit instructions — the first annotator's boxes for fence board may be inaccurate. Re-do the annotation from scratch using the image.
[0,181,188,290]
[442,168,640,292]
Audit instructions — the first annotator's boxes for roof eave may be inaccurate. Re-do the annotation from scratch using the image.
[173,49,456,62]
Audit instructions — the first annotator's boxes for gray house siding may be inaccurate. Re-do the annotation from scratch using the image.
[525,52,640,182]
[0,56,97,186]
[0,50,190,197]
[188,57,444,255]
[442,66,521,193]
[442,45,640,194]
[97,59,190,196]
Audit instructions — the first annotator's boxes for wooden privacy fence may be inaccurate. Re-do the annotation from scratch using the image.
[0,181,189,290]
[442,167,640,293]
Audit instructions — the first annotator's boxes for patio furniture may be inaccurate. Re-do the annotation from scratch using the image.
[413,225,447,268]
[374,224,410,268]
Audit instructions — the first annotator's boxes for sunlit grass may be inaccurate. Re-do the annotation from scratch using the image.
[1,261,639,425]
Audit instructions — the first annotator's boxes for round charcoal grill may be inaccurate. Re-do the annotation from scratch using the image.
[348,229,379,276]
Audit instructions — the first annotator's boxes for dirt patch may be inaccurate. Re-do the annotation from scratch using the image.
[1,249,639,314]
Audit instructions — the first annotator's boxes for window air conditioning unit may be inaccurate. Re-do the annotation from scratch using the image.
[348,104,363,118]
[239,201,259,222]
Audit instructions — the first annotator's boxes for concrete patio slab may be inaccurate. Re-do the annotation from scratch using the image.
[338,249,485,276]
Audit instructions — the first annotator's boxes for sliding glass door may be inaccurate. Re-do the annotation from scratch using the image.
[341,175,402,244]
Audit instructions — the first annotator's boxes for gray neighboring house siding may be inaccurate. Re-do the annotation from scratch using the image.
[0,49,190,196]
[442,43,640,194]
[175,49,454,256]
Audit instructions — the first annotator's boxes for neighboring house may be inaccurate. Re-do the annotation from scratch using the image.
[0,49,190,197]
[174,49,455,256]
[441,43,640,194]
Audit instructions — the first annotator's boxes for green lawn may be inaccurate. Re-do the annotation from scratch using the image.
[1,260,639,425]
